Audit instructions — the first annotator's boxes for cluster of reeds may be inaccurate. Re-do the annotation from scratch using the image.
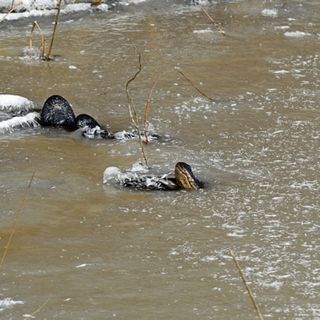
[28,0,63,61]
[125,54,216,168]
[1,0,66,60]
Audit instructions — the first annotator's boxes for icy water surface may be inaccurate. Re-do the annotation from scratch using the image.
[0,0,320,319]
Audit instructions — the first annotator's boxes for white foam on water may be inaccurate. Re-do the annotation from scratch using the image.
[113,129,158,142]
[0,298,24,312]
[261,8,278,18]
[120,0,149,4]
[131,161,149,173]
[274,25,290,30]
[20,47,43,62]
[193,28,213,34]
[75,263,93,268]
[284,31,312,38]
[272,70,290,74]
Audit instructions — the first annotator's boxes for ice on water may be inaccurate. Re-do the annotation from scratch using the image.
[0,94,35,114]
[0,112,40,133]
[0,0,152,21]
[103,161,176,190]
[0,298,24,312]
[0,94,39,133]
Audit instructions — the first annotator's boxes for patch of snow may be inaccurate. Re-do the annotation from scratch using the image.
[0,2,109,21]
[0,94,35,114]
[120,0,149,5]
[131,161,149,173]
[103,167,121,184]
[0,112,40,133]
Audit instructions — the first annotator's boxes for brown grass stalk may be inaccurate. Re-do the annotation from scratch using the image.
[0,2,17,23]
[0,172,35,270]
[28,298,50,317]
[175,68,215,102]
[91,0,103,6]
[29,21,46,59]
[230,249,265,320]
[200,7,226,36]
[46,0,63,60]
[143,75,160,145]
[125,53,149,167]
[0,228,16,268]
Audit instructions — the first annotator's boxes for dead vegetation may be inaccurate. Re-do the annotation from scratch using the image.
[125,52,149,168]
[175,67,215,102]
[28,0,63,61]
[29,20,46,59]
[0,172,35,270]
[230,249,265,320]
[200,6,226,36]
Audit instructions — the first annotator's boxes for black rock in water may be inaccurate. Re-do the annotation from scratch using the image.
[76,113,109,139]
[40,95,77,130]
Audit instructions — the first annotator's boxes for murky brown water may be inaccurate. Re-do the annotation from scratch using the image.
[1,1,320,319]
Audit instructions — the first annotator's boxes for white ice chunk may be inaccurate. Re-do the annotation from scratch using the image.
[0,94,35,114]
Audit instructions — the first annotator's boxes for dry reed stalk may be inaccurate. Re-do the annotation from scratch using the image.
[29,21,46,59]
[200,7,226,36]
[0,172,35,270]
[0,2,17,23]
[28,298,50,317]
[175,68,215,102]
[91,0,103,6]
[46,0,63,60]
[229,249,265,320]
[143,75,160,145]
[125,53,149,167]
[0,228,15,268]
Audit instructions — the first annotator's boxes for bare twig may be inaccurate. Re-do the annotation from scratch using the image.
[29,21,46,59]
[144,75,160,144]
[46,0,63,60]
[125,53,149,167]
[230,249,265,320]
[200,7,226,36]
[175,68,215,102]
[125,53,142,125]
[0,172,35,269]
